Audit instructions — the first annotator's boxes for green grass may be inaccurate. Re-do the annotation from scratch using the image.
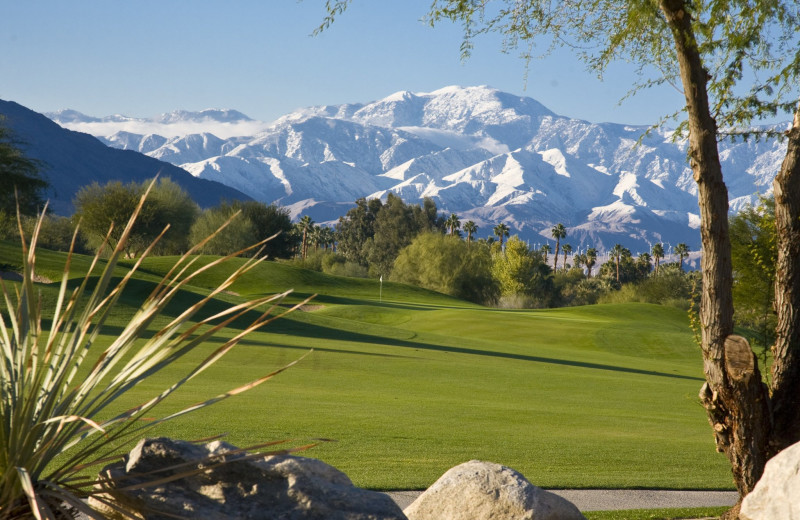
[0,241,735,492]
[584,507,728,519]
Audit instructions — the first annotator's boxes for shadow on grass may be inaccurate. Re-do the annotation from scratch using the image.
[206,317,705,383]
[50,276,703,383]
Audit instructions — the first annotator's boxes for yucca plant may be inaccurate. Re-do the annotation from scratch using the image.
[0,183,310,519]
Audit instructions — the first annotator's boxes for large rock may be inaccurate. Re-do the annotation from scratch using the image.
[404,460,585,520]
[90,437,406,520]
[741,440,800,520]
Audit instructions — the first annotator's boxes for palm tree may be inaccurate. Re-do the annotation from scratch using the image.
[574,253,586,272]
[320,226,336,251]
[651,243,665,276]
[493,223,510,246]
[674,243,690,271]
[585,248,598,278]
[551,223,567,270]
[445,213,461,236]
[540,243,552,264]
[463,220,478,245]
[309,225,323,253]
[638,252,652,276]
[610,243,625,283]
[561,243,573,271]
[298,215,314,259]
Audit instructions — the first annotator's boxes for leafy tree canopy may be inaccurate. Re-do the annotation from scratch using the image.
[190,204,255,256]
[392,231,498,303]
[730,197,777,354]
[492,235,552,301]
[74,177,198,258]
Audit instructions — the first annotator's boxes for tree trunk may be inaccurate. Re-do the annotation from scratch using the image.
[659,0,770,505]
[770,103,800,454]
[554,240,560,270]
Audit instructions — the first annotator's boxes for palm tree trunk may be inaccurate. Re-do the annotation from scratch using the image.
[660,0,770,509]
[554,240,560,270]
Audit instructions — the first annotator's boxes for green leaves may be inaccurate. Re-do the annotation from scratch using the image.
[422,0,800,136]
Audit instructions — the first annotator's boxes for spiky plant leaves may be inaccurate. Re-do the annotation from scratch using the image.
[0,181,310,519]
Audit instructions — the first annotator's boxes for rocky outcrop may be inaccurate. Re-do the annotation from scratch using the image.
[404,460,586,520]
[740,440,800,520]
[90,437,406,520]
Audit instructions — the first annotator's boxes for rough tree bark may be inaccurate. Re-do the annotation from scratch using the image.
[658,1,772,513]
[770,103,800,454]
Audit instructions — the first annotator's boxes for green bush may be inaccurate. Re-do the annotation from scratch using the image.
[598,269,698,309]
[392,232,498,304]
[322,253,369,278]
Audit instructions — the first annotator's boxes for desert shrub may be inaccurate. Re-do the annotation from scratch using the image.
[598,269,698,309]
[559,277,613,306]
[0,186,305,519]
[392,232,498,304]
[282,250,329,272]
[19,214,90,253]
[322,253,369,278]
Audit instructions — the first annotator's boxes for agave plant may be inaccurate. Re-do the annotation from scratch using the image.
[0,184,309,519]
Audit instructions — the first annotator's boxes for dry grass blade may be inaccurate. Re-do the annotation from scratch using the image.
[0,182,309,519]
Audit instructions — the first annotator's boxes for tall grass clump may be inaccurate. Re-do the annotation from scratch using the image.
[0,185,308,519]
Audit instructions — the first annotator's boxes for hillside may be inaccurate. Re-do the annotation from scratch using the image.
[0,99,252,215]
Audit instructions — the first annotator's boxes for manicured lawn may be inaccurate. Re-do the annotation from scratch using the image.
[0,243,734,491]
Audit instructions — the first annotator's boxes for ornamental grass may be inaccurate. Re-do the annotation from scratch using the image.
[0,182,309,519]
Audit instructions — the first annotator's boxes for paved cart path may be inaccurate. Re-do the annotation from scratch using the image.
[383,489,739,512]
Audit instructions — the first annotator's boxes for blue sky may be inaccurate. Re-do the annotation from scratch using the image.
[2,1,686,125]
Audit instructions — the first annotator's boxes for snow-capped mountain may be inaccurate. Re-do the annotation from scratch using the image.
[47,86,788,253]
[1,100,252,216]
[47,108,266,139]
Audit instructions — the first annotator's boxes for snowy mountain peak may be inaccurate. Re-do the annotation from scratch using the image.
[44,109,100,123]
[155,109,253,124]
[43,86,788,253]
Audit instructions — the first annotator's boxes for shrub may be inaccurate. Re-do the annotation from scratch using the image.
[322,254,369,278]
[0,185,306,519]
[597,270,698,309]
[559,277,613,306]
[392,232,498,304]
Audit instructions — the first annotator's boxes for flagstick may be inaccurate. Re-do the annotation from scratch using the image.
[379,275,383,303]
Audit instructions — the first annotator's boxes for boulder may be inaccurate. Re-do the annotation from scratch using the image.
[740,440,800,520]
[404,460,585,520]
[90,437,407,520]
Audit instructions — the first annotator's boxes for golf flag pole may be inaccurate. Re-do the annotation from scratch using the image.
[379,275,383,303]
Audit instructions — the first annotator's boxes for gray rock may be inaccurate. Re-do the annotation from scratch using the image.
[404,460,585,520]
[741,440,800,520]
[90,437,407,520]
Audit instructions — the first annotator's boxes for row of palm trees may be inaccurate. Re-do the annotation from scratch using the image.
[297,213,693,274]
[296,215,335,258]
[446,213,503,246]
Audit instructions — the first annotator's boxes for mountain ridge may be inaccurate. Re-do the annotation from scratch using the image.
[45,86,787,253]
[1,100,253,215]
